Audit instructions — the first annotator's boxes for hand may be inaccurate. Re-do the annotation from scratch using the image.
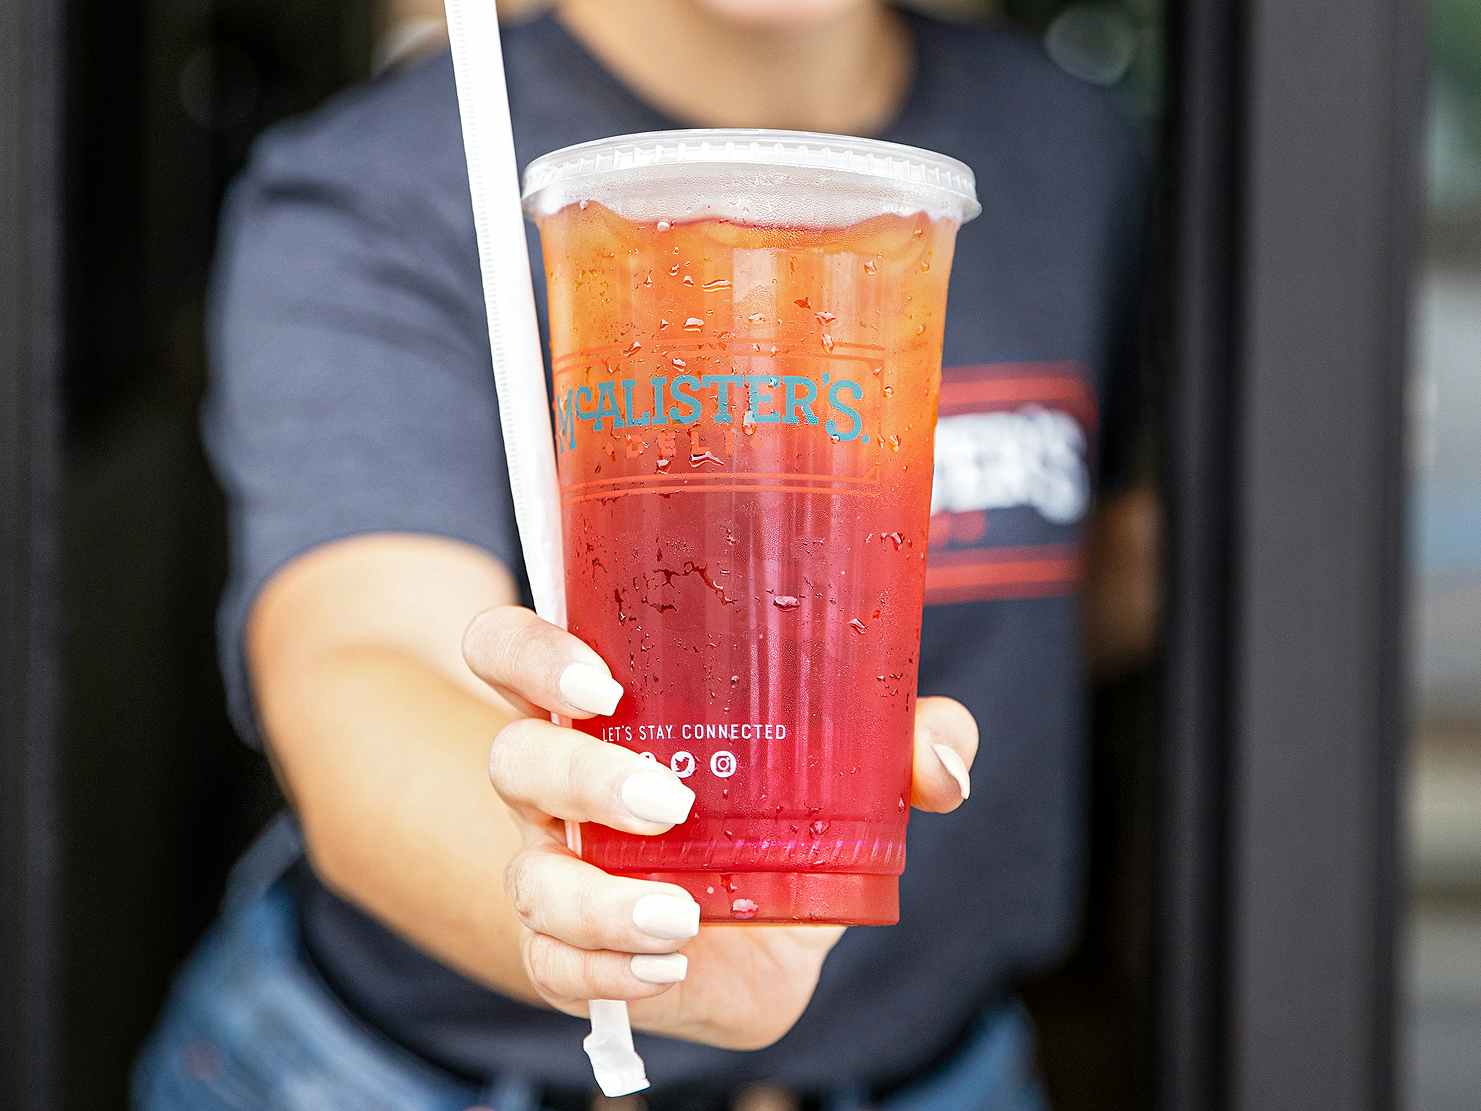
[463,605,979,1050]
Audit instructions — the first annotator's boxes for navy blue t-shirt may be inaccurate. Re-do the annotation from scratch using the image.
[205,9,1145,1093]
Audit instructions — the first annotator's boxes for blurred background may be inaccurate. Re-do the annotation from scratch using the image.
[1,0,1473,1107]
[1406,1,1481,1105]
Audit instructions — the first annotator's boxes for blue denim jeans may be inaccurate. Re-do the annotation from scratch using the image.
[134,826,1048,1110]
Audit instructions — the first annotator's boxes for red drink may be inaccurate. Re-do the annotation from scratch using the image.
[525,132,977,924]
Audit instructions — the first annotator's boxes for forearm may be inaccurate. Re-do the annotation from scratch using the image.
[1084,484,1161,677]
[243,535,541,1002]
[259,640,540,1002]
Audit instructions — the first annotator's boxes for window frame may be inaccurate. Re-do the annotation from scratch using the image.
[1158,1,1425,1108]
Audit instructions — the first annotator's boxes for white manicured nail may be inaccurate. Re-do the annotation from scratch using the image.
[620,771,695,826]
[932,743,971,801]
[630,953,687,984]
[558,662,624,716]
[633,894,700,941]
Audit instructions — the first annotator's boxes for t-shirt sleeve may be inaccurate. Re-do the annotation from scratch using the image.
[203,124,521,747]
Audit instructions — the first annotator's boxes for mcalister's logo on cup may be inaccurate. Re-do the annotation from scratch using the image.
[555,370,871,452]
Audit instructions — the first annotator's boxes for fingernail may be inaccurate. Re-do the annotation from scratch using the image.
[932,743,971,801]
[620,771,695,826]
[630,953,687,984]
[558,662,624,716]
[633,893,700,941]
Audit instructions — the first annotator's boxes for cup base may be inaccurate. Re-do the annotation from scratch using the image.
[617,870,900,926]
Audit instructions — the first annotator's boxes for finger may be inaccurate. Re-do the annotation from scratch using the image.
[522,931,687,1005]
[490,717,695,834]
[506,845,701,954]
[910,696,979,813]
[463,605,624,719]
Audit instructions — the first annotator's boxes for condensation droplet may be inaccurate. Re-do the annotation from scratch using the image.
[701,278,731,292]
[883,384,895,398]
[578,199,589,211]
[747,311,765,324]
[623,340,642,356]
[864,257,878,275]
[682,274,695,286]
[656,219,672,232]
[820,332,834,353]
[669,263,681,276]
[659,318,670,330]
[809,820,830,835]
[671,356,686,368]
[742,410,757,437]
[815,310,836,324]
[772,595,800,609]
[655,456,671,472]
[731,898,759,920]
[849,618,867,634]
[683,316,704,331]
[643,270,654,287]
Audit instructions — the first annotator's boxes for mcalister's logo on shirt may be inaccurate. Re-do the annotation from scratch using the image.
[925,362,1096,605]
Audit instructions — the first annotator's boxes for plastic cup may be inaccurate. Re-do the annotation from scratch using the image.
[523,130,979,925]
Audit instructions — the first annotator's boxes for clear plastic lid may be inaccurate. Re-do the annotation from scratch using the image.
[521,128,981,227]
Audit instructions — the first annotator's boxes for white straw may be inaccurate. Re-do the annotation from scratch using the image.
[442,0,648,1097]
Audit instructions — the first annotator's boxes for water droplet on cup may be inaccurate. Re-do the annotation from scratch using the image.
[656,219,672,232]
[730,898,759,920]
[820,332,834,353]
[849,618,867,634]
[772,595,800,609]
[683,317,705,331]
[623,340,642,356]
[702,278,731,292]
[671,356,686,369]
[809,820,830,835]
[864,257,878,275]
